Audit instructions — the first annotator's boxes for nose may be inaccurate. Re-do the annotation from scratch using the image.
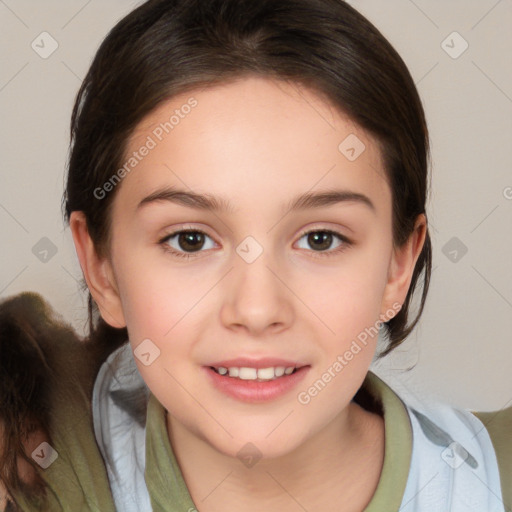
[220,252,294,337]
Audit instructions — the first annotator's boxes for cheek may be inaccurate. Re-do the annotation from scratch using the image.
[117,270,198,343]
[298,243,391,342]
[114,259,203,399]
[291,248,391,421]
[111,239,208,339]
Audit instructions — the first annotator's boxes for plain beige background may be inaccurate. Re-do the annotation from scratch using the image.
[1,0,511,411]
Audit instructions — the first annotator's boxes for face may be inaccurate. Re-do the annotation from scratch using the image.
[85,76,414,459]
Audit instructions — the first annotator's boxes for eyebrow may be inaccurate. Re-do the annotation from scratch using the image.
[137,186,375,214]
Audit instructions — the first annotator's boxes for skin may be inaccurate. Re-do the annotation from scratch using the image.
[71,76,426,511]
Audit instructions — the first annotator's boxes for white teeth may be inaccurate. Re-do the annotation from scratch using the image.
[275,366,285,377]
[239,367,258,380]
[214,365,297,381]
[257,367,275,380]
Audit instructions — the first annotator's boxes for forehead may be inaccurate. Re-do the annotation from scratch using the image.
[117,76,389,216]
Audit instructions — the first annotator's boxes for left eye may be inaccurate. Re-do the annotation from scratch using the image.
[295,230,347,252]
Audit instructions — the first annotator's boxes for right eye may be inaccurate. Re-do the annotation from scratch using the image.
[159,229,217,259]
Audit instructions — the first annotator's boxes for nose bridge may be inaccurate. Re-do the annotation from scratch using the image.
[234,237,282,304]
[220,236,293,334]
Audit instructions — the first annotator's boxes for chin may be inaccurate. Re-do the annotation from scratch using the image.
[206,427,305,463]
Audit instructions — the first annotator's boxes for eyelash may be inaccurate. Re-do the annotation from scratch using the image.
[158,228,352,260]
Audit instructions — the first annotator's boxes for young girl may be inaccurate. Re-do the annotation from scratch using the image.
[1,0,510,510]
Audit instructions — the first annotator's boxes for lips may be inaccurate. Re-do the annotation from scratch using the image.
[202,355,310,401]
[204,364,310,403]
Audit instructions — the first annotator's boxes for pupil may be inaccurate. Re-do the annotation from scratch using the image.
[308,232,332,251]
[179,232,204,252]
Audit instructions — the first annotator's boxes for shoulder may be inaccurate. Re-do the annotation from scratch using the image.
[472,407,512,512]
[0,292,115,510]
[367,372,510,509]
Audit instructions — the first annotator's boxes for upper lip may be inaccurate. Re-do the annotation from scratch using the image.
[207,358,308,369]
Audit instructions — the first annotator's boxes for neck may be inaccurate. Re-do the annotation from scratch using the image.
[166,400,385,512]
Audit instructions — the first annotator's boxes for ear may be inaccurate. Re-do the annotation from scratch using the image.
[69,211,126,328]
[381,214,427,317]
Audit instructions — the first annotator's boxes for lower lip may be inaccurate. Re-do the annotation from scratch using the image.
[204,366,310,403]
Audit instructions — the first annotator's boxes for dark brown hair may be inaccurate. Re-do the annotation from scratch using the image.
[63,0,431,359]
[0,292,124,508]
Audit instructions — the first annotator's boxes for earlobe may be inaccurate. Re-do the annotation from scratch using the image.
[69,211,126,328]
[381,214,427,316]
